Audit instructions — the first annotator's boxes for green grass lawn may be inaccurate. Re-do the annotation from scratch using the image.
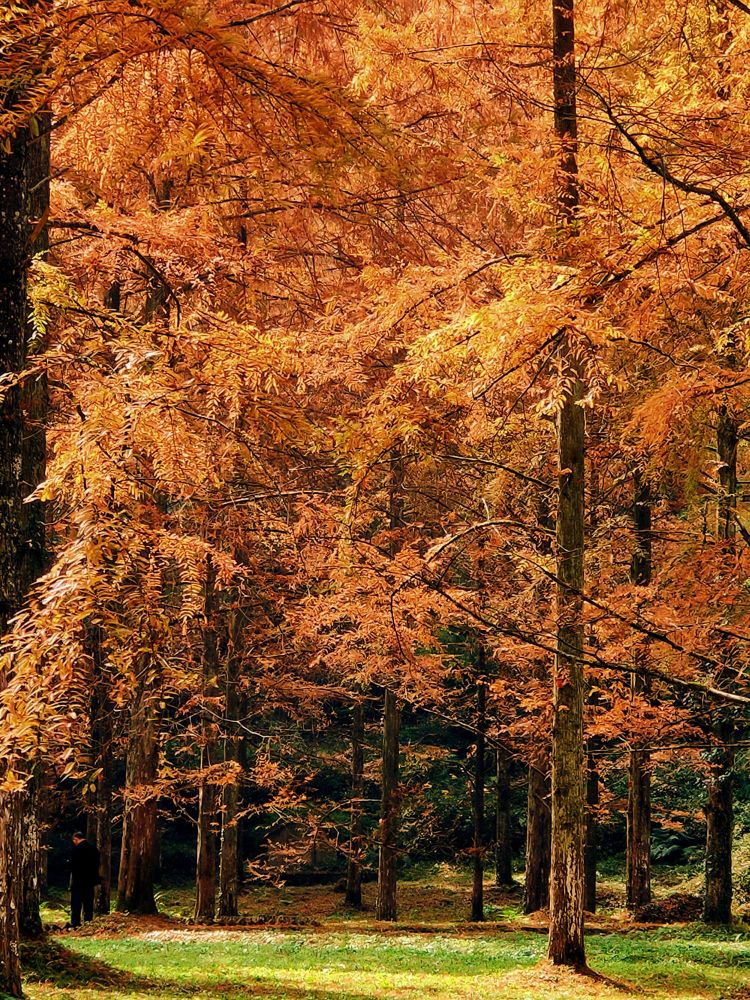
[26,861,750,1000]
[21,925,750,1000]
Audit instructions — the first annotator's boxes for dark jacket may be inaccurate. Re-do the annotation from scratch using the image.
[71,840,101,889]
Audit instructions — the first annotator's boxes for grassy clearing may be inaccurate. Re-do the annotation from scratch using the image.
[26,862,750,1000]
[22,924,750,1000]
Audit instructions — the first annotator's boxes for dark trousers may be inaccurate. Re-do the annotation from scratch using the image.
[71,884,95,927]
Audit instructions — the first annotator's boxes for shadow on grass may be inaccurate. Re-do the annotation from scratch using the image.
[21,936,156,992]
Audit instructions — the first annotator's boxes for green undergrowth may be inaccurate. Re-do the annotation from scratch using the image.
[21,925,750,1000]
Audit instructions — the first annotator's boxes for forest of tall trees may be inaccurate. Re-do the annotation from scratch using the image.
[3,0,750,995]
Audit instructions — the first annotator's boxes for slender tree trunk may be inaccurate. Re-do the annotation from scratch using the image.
[495,747,514,887]
[549,340,586,966]
[218,611,243,919]
[85,626,113,914]
[704,725,734,924]
[376,450,404,922]
[17,118,50,940]
[471,682,486,921]
[584,747,598,913]
[524,758,551,913]
[18,778,42,939]
[627,748,651,909]
[548,0,586,968]
[376,688,400,921]
[93,776,113,916]
[627,471,652,909]
[194,558,219,922]
[117,678,159,915]
[195,782,218,922]
[703,407,736,924]
[0,793,23,998]
[218,780,239,918]
[346,699,365,908]
[236,710,251,888]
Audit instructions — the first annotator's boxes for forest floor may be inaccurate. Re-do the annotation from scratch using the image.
[22,862,750,1000]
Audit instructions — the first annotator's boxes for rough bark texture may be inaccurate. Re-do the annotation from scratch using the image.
[495,747,514,887]
[0,793,23,998]
[345,699,365,908]
[19,778,43,938]
[376,688,400,921]
[627,748,651,909]
[0,117,34,996]
[548,338,586,967]
[194,782,219,922]
[548,0,586,968]
[471,682,486,922]
[117,680,159,915]
[524,758,551,913]
[584,747,598,913]
[218,779,240,918]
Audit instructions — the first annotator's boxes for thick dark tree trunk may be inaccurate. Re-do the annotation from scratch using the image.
[524,759,551,913]
[18,119,50,941]
[495,748,514,887]
[0,108,42,993]
[117,680,159,915]
[584,747,598,913]
[345,699,365,908]
[218,780,240,918]
[0,793,23,998]
[194,782,218,922]
[471,682,486,921]
[548,0,586,968]
[705,728,734,924]
[376,688,400,921]
[627,749,651,909]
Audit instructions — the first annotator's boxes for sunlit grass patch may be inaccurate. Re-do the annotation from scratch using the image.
[23,925,750,1000]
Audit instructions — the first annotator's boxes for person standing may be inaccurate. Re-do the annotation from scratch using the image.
[70,831,101,927]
